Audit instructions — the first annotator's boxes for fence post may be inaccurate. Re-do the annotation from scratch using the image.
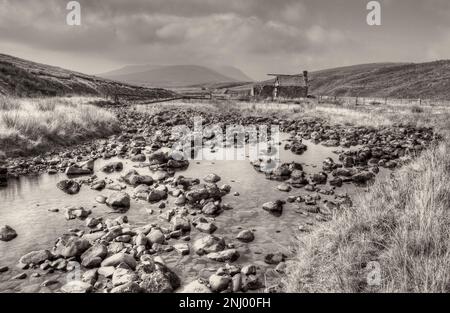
[0,167,7,187]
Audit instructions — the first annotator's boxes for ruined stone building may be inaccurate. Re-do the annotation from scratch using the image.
[253,71,309,99]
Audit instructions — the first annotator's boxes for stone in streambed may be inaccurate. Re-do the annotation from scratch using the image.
[106,192,130,209]
[236,230,254,243]
[57,180,80,195]
[101,253,137,270]
[206,249,240,262]
[19,250,52,266]
[0,225,17,241]
[262,200,284,216]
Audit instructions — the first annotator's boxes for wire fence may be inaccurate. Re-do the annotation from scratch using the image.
[317,95,450,107]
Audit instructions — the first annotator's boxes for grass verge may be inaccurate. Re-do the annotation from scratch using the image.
[283,122,450,293]
[0,96,119,157]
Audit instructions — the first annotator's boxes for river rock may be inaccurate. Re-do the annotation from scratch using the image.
[312,172,327,184]
[152,171,169,181]
[329,177,343,187]
[352,171,375,184]
[276,183,291,192]
[112,268,139,286]
[193,235,225,255]
[236,230,254,243]
[131,154,146,162]
[148,151,168,164]
[65,206,91,220]
[122,170,153,186]
[101,253,137,270]
[201,202,221,216]
[98,266,115,278]
[241,274,263,290]
[106,192,130,209]
[241,264,257,275]
[101,162,123,173]
[81,243,108,268]
[139,270,173,293]
[173,243,190,255]
[0,225,17,241]
[195,221,217,234]
[56,236,91,258]
[206,249,240,262]
[262,200,284,216]
[111,282,142,293]
[82,269,98,285]
[91,180,106,191]
[61,281,92,293]
[65,164,92,176]
[264,252,286,265]
[57,180,80,195]
[147,186,167,202]
[209,274,231,292]
[172,216,191,231]
[204,173,221,183]
[19,250,52,266]
[146,229,165,245]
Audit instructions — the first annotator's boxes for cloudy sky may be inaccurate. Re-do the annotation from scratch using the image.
[0,0,449,80]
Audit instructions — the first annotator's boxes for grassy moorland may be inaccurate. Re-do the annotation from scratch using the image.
[0,96,119,157]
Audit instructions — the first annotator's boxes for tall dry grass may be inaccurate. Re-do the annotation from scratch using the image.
[0,96,119,156]
[284,142,450,292]
[279,101,450,293]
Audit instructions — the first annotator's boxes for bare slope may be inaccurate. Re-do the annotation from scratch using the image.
[0,53,175,99]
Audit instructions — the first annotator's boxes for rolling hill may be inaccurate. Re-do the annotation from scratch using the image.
[0,53,175,99]
[308,61,450,99]
[100,64,253,87]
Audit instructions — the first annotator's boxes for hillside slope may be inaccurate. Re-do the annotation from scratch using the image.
[101,65,243,87]
[309,61,450,99]
[0,54,175,99]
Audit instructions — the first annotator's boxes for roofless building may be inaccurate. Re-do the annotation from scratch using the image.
[253,70,309,99]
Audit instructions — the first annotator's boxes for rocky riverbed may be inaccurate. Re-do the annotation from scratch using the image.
[0,104,438,293]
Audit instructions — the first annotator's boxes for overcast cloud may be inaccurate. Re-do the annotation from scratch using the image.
[0,0,449,79]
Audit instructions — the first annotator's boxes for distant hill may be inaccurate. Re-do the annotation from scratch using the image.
[308,61,450,99]
[0,53,175,99]
[210,65,254,82]
[100,64,253,87]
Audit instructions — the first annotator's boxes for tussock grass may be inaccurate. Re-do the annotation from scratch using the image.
[0,96,119,156]
[284,142,450,292]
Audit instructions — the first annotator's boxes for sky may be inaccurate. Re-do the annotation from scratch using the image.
[0,0,449,80]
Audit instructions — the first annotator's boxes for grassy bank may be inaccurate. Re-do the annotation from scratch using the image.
[284,141,450,292]
[0,96,119,157]
[276,101,450,293]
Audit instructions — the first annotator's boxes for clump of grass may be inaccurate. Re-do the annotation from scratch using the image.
[411,105,424,114]
[0,96,119,156]
[284,142,450,293]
